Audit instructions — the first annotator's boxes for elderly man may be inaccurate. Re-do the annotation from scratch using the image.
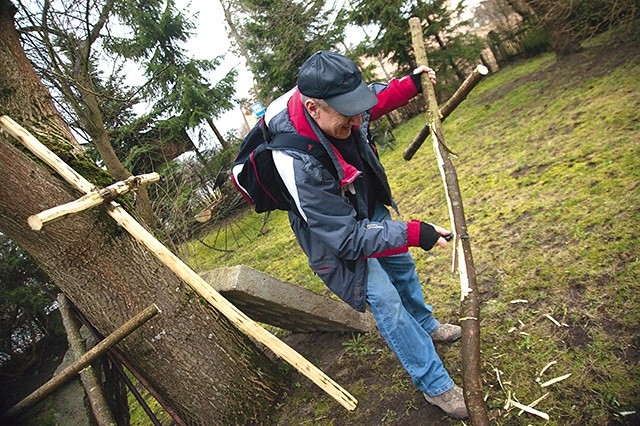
[264,50,467,420]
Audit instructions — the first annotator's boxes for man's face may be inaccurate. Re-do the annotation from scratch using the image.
[306,100,362,140]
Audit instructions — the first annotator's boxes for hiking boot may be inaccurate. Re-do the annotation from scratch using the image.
[423,385,468,420]
[430,324,461,343]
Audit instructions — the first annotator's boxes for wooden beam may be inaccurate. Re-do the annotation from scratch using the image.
[3,304,159,419]
[0,115,358,412]
[403,64,489,161]
[28,173,160,230]
[409,17,490,425]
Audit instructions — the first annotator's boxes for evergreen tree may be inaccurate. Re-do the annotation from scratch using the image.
[0,234,60,376]
[233,0,348,102]
[15,0,237,225]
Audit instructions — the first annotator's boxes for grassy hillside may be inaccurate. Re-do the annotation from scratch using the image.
[188,29,639,425]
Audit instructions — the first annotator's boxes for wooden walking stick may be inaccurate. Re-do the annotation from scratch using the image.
[409,17,490,425]
[0,115,357,412]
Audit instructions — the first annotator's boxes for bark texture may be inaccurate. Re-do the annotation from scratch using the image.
[0,2,283,423]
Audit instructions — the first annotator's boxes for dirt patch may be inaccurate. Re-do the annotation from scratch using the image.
[269,331,455,425]
[567,285,586,312]
[560,319,592,350]
[510,163,551,179]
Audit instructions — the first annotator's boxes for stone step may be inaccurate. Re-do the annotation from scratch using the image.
[201,265,374,333]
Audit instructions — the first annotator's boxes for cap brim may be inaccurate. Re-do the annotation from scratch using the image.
[325,80,378,116]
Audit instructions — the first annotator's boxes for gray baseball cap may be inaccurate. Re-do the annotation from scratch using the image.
[297,51,378,116]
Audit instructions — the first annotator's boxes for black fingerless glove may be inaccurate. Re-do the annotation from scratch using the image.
[411,72,423,93]
[419,222,441,251]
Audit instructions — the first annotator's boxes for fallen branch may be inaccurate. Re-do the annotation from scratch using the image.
[4,304,159,419]
[58,294,116,426]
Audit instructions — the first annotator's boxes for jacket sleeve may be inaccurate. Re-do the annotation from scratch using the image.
[272,150,421,260]
[369,75,419,122]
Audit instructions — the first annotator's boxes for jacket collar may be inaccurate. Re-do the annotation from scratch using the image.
[287,90,362,187]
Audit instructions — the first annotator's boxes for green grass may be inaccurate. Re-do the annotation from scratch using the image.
[186,31,640,424]
[127,368,172,425]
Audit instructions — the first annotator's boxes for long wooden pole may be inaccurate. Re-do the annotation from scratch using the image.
[57,294,117,426]
[4,304,159,419]
[403,64,488,161]
[408,17,490,425]
[0,115,358,412]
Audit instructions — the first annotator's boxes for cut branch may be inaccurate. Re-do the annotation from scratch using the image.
[28,173,160,230]
[403,64,488,161]
[409,17,490,425]
[0,115,358,412]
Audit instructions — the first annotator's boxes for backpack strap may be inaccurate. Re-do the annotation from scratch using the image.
[268,133,338,179]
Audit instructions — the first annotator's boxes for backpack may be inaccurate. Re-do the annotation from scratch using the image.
[231,117,335,214]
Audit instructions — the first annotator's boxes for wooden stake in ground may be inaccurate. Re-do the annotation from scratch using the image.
[4,304,159,419]
[403,64,489,161]
[408,17,490,425]
[0,115,358,412]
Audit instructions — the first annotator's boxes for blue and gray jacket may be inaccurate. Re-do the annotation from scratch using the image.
[265,76,425,311]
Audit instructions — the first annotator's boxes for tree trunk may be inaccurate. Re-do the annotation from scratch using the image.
[206,117,230,150]
[219,0,252,70]
[505,0,536,21]
[0,3,284,424]
[425,16,466,82]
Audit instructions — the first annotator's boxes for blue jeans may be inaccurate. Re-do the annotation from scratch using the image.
[366,204,454,397]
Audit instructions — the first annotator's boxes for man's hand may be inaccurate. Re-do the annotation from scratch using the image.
[430,223,452,248]
[413,65,436,85]
[417,222,452,251]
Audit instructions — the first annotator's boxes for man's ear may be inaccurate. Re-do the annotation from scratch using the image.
[304,99,320,118]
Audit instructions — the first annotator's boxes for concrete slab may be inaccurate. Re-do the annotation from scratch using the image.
[201,265,374,333]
